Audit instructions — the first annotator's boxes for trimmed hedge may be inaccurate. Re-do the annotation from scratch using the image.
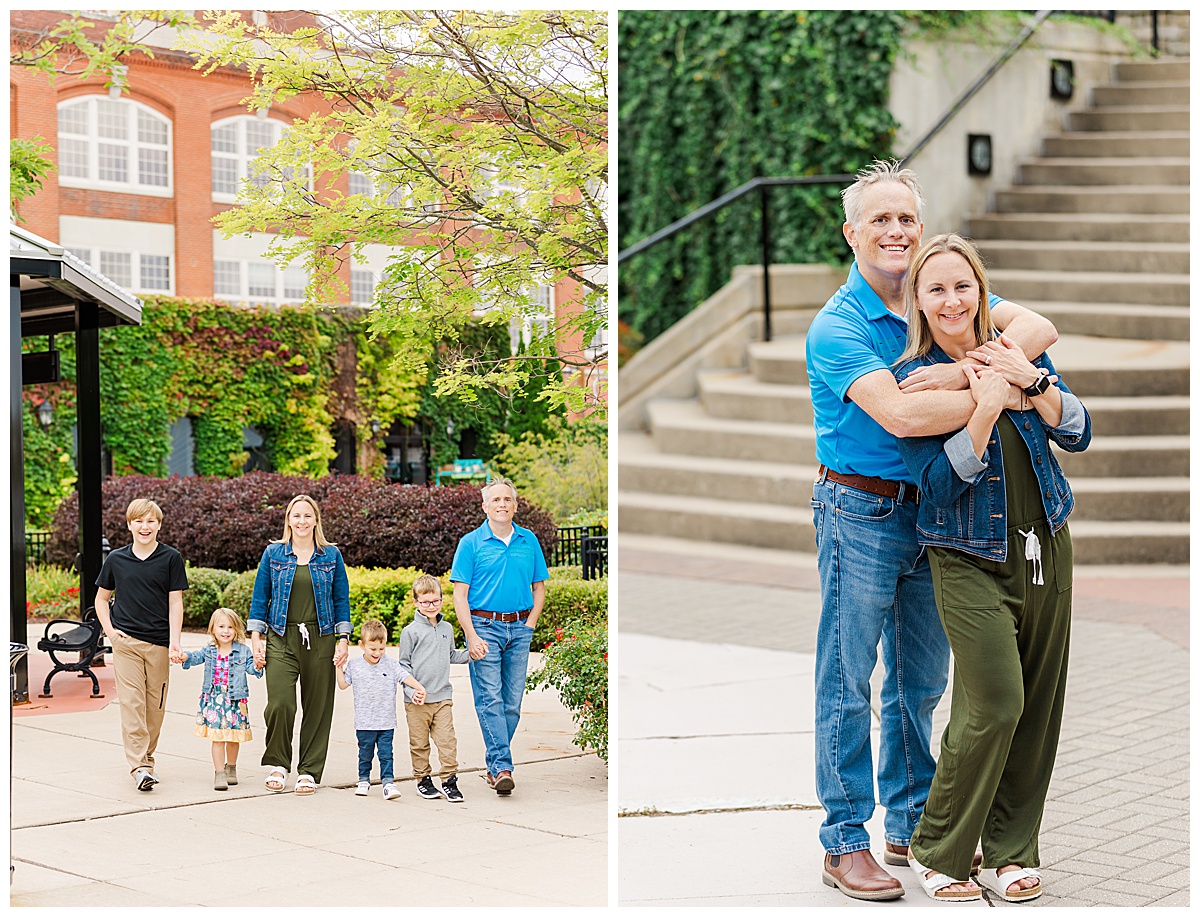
[47,473,558,574]
[182,566,237,628]
[219,570,258,620]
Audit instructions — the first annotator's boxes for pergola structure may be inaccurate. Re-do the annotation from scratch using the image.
[10,225,142,701]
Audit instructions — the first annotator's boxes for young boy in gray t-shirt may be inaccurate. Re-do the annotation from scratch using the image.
[335,619,425,799]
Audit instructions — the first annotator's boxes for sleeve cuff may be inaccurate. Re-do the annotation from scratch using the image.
[1053,391,1086,435]
[246,621,266,634]
[944,428,987,483]
[335,624,352,637]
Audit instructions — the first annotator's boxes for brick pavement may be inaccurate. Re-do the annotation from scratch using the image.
[618,541,1189,907]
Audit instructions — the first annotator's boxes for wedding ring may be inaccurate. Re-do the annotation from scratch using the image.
[985,355,991,364]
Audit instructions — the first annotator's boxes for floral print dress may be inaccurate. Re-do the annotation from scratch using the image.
[194,653,253,742]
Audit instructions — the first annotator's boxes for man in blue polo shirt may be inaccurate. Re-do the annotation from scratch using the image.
[451,477,549,796]
[807,160,1057,901]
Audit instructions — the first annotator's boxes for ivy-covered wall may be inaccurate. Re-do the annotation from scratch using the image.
[617,10,907,342]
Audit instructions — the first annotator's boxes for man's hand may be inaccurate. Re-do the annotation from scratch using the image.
[897,360,976,392]
[467,634,489,660]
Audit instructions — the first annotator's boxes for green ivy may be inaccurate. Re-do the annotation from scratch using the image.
[617,10,907,342]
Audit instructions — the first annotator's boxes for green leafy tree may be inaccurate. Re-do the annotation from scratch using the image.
[491,417,606,525]
[179,10,608,417]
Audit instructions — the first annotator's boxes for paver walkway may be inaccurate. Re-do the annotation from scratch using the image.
[11,634,607,906]
[618,535,1188,907]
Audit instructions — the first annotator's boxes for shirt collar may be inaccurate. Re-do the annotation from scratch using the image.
[847,262,907,324]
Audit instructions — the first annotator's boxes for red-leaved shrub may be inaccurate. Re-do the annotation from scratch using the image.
[47,473,558,574]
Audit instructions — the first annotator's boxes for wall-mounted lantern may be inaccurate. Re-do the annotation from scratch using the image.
[967,134,993,177]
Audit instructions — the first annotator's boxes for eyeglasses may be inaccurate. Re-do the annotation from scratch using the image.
[416,597,443,606]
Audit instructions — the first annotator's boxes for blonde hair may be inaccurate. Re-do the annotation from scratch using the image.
[208,607,246,645]
[481,477,518,502]
[412,574,442,598]
[276,494,334,548]
[898,233,995,365]
[126,498,163,523]
[360,619,387,644]
[841,158,926,227]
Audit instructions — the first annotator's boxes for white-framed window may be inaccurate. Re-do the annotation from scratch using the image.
[211,115,306,202]
[350,268,377,305]
[68,247,172,294]
[212,259,309,305]
[56,96,173,196]
[349,156,439,216]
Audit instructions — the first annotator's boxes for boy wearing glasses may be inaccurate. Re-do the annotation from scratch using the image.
[398,575,472,802]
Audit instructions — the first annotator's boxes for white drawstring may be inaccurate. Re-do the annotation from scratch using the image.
[297,622,311,650]
[1017,527,1044,586]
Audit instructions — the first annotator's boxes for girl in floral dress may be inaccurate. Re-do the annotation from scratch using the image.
[178,608,264,790]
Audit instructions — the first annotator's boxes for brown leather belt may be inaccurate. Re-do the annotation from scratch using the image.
[818,464,919,504]
[471,609,531,622]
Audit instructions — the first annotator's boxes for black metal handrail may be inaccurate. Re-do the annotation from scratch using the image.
[618,10,1054,343]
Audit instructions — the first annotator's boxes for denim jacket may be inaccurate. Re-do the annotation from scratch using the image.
[893,347,1092,562]
[246,541,352,638]
[181,642,263,700]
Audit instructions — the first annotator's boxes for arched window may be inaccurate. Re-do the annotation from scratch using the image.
[56,96,172,195]
[211,115,307,202]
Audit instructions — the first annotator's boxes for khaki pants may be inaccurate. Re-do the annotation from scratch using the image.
[405,699,458,779]
[111,633,170,775]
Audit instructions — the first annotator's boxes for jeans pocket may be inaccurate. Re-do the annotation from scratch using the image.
[833,486,895,521]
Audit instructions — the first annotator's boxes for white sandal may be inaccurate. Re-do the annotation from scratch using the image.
[264,767,287,792]
[907,852,982,901]
[294,774,316,795]
[976,866,1042,902]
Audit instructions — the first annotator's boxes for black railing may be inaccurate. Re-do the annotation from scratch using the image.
[582,535,608,581]
[24,531,50,566]
[553,525,607,568]
[618,10,1054,343]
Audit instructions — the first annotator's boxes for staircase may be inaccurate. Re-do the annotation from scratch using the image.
[620,56,1189,565]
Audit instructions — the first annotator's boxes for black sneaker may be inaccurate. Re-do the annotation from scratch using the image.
[134,768,158,791]
[440,775,464,803]
[416,775,440,799]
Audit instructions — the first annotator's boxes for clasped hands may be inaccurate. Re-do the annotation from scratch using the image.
[898,333,1054,407]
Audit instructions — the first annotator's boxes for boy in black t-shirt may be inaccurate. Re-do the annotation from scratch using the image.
[95,499,188,790]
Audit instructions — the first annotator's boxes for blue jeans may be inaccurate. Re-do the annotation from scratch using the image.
[356,728,394,783]
[811,472,950,854]
[468,616,534,776]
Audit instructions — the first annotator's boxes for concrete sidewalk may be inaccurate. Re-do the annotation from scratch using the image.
[11,636,607,906]
[617,535,1188,907]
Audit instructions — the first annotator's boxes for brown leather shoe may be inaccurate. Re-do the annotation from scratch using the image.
[884,842,983,875]
[486,771,514,795]
[822,849,904,901]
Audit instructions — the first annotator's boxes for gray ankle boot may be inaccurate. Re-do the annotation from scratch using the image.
[224,764,238,785]
[214,769,228,791]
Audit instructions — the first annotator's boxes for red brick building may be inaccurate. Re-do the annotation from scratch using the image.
[11,9,606,480]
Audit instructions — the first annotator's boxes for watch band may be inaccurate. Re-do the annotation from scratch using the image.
[1022,371,1051,398]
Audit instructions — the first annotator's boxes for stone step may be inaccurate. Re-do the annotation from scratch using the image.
[1054,435,1189,478]
[986,267,1189,307]
[617,490,816,552]
[978,239,1189,274]
[646,398,816,464]
[1066,520,1190,565]
[1114,60,1190,82]
[1069,476,1189,522]
[1016,157,1189,186]
[963,212,1188,243]
[699,367,1188,436]
[1041,131,1190,158]
[622,434,1188,522]
[620,432,815,506]
[752,334,1190,396]
[1067,106,1190,132]
[993,186,1188,215]
[1014,302,1188,342]
[1091,83,1190,106]
[617,493,1188,564]
[698,371,813,425]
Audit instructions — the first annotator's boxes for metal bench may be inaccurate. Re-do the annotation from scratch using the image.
[36,606,109,698]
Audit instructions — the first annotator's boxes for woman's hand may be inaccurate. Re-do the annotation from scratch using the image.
[251,632,266,669]
[966,333,1041,390]
[963,365,1010,413]
[333,637,349,668]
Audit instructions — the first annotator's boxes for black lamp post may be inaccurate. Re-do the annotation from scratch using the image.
[35,399,54,428]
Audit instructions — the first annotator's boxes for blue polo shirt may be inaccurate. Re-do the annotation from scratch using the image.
[806,263,1003,482]
[450,520,549,612]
